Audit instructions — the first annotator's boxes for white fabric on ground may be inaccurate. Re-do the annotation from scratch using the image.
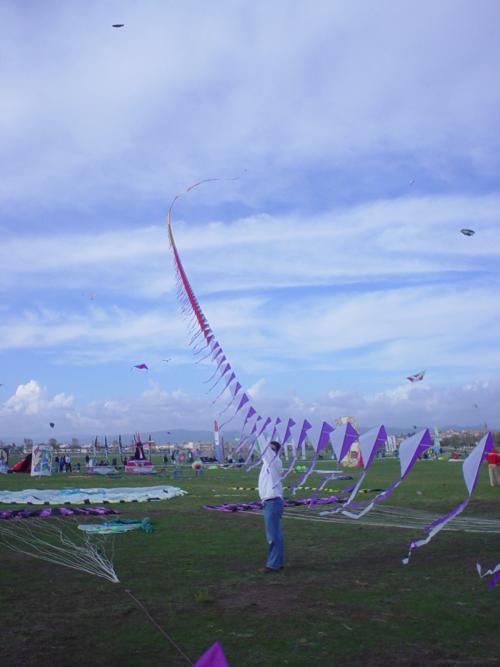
[0,485,187,505]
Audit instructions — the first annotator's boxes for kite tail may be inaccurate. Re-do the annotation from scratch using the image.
[487,572,500,589]
[245,442,270,470]
[308,472,339,506]
[234,429,256,454]
[203,357,227,384]
[207,365,230,393]
[195,350,213,364]
[242,438,260,466]
[211,373,235,405]
[337,478,404,519]
[281,452,299,479]
[169,223,210,343]
[476,562,500,589]
[320,467,368,511]
[246,436,272,471]
[218,406,240,429]
[289,455,319,494]
[218,387,240,416]
[402,497,470,565]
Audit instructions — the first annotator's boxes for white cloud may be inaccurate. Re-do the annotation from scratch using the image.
[0,2,499,211]
[248,378,267,399]
[2,375,499,441]
[1,3,499,433]
[3,380,74,417]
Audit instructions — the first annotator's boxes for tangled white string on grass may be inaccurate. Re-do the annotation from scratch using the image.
[0,517,119,583]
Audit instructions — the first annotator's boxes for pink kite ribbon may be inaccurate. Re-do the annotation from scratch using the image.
[402,432,493,564]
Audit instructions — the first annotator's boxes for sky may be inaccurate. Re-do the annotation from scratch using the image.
[1,0,500,439]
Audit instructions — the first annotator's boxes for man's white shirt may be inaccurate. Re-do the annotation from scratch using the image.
[258,447,283,501]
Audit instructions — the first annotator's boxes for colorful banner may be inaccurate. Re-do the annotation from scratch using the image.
[31,445,53,477]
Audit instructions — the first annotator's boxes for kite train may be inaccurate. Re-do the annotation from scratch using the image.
[166,180,495,567]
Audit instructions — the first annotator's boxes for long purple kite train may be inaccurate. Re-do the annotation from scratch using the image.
[166,180,495,568]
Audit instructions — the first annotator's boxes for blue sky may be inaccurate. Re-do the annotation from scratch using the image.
[1,0,500,438]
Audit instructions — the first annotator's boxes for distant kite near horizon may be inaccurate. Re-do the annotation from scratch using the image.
[162,358,172,363]
[406,370,426,383]
[460,228,475,237]
[112,24,125,28]
[131,363,148,371]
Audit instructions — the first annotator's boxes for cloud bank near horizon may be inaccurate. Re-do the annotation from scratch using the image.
[1,377,497,441]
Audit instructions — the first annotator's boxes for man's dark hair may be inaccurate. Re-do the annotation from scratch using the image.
[270,440,281,450]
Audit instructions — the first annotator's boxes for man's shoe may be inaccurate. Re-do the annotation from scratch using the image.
[258,566,280,573]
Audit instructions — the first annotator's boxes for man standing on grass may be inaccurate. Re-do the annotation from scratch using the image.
[258,440,284,573]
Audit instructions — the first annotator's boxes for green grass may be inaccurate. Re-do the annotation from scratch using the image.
[0,460,499,666]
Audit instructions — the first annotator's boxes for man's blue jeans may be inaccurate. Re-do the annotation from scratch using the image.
[263,497,284,570]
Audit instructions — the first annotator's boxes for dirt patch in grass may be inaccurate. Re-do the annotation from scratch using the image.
[217,576,304,615]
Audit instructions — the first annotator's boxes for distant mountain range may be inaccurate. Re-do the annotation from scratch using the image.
[0,428,240,447]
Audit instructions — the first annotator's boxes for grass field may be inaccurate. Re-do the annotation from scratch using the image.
[0,458,499,666]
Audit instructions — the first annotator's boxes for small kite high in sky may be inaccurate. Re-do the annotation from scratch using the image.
[131,363,148,371]
[460,228,475,236]
[112,24,125,28]
[406,370,425,382]
[49,422,55,429]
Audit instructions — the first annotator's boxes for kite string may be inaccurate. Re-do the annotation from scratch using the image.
[123,588,193,665]
[0,519,194,663]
